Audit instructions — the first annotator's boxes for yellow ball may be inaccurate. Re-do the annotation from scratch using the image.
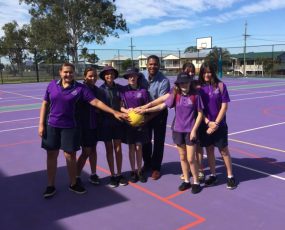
[128,110,144,127]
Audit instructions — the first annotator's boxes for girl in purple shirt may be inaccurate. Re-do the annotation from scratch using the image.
[120,68,150,183]
[76,67,102,185]
[39,63,126,198]
[138,72,204,194]
[198,61,237,190]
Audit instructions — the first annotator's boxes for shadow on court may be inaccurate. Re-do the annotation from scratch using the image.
[159,156,285,187]
[0,167,128,230]
[204,156,285,186]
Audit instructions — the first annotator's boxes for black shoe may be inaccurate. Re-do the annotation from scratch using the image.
[227,177,237,190]
[117,175,128,186]
[191,184,202,194]
[89,174,100,185]
[109,176,119,188]
[69,183,87,194]
[138,172,147,183]
[129,171,138,183]
[178,182,191,191]
[43,186,56,198]
[205,175,218,187]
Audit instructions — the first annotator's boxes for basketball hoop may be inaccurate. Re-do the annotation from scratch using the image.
[196,37,212,50]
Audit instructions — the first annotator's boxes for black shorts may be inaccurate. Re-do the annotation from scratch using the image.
[172,131,197,146]
[122,125,150,145]
[97,124,124,142]
[80,128,98,148]
[41,125,81,152]
[199,123,228,149]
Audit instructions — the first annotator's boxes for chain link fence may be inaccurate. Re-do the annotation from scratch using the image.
[1,44,285,84]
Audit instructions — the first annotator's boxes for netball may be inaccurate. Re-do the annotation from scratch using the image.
[128,110,144,127]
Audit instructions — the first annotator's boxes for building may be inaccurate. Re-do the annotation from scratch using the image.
[231,51,284,76]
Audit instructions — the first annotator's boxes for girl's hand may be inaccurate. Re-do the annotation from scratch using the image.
[133,106,146,114]
[114,111,129,122]
[208,121,219,130]
[190,130,197,142]
[206,127,216,135]
[38,124,45,137]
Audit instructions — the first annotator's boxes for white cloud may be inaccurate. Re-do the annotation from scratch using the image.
[0,1,30,35]
[116,0,240,24]
[204,0,285,23]
[127,19,195,37]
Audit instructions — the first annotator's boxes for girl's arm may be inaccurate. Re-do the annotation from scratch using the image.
[190,110,203,141]
[208,102,228,130]
[38,100,48,137]
[89,98,128,121]
[140,93,170,109]
[142,102,167,114]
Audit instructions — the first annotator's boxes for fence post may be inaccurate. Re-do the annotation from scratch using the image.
[271,45,274,78]
[34,49,39,82]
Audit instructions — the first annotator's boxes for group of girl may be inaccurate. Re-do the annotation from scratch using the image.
[39,61,237,198]
[39,63,150,198]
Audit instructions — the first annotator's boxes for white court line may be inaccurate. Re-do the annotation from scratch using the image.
[164,143,285,181]
[0,98,40,103]
[0,90,42,100]
[0,126,38,133]
[219,158,285,181]
[231,89,285,97]
[229,138,285,153]
[228,121,285,136]
[231,93,285,102]
[0,117,39,124]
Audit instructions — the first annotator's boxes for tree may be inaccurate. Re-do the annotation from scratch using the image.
[27,16,69,64]
[205,47,231,72]
[79,48,99,64]
[184,46,197,53]
[121,59,133,71]
[20,0,128,66]
[0,21,29,76]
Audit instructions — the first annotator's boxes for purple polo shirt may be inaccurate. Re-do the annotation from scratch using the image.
[44,80,96,128]
[79,85,102,129]
[120,85,149,109]
[165,92,204,132]
[199,82,230,125]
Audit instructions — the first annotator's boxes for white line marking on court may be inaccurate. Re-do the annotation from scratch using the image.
[0,126,38,133]
[165,142,285,181]
[217,158,285,181]
[0,90,42,100]
[231,89,285,97]
[231,93,285,102]
[0,98,40,103]
[228,122,285,136]
[0,117,39,124]
[229,138,285,153]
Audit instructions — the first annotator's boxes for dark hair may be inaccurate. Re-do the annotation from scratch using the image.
[147,55,160,65]
[198,61,220,86]
[83,67,96,77]
[182,62,195,74]
[60,62,75,71]
[83,67,97,85]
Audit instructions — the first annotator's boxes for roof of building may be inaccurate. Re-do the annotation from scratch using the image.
[231,51,285,60]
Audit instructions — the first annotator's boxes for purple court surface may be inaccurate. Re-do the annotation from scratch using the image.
[0,77,285,230]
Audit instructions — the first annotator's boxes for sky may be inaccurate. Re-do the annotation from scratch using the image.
[1,0,285,52]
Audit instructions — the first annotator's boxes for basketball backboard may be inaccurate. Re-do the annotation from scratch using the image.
[196,37,212,50]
